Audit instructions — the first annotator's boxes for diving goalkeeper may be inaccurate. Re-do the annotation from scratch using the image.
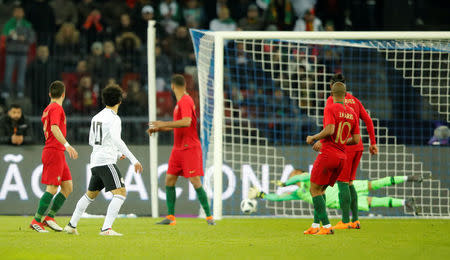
[248,169,421,215]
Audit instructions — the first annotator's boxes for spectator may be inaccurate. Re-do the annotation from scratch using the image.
[231,0,253,21]
[291,0,316,18]
[209,6,237,31]
[0,1,15,30]
[116,32,142,73]
[134,5,162,43]
[86,41,103,82]
[26,45,58,114]
[158,0,182,35]
[2,5,35,99]
[77,0,99,26]
[324,20,335,31]
[265,0,295,30]
[170,26,196,73]
[115,13,134,38]
[23,0,56,45]
[293,8,323,31]
[155,44,172,91]
[183,0,205,27]
[54,23,81,71]
[0,104,33,145]
[81,9,105,49]
[50,0,78,28]
[100,41,122,86]
[101,0,130,31]
[238,4,264,31]
[120,79,147,142]
[121,80,147,116]
[76,60,88,75]
[215,0,228,17]
[68,75,98,115]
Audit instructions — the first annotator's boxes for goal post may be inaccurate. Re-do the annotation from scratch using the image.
[212,36,224,220]
[190,30,450,218]
[147,20,158,218]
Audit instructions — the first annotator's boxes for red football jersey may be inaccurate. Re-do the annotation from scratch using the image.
[326,93,376,151]
[321,102,360,158]
[41,102,66,150]
[173,94,201,150]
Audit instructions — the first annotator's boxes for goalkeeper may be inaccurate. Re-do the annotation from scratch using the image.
[248,169,421,214]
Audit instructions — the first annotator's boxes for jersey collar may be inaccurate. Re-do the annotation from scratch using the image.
[106,107,117,115]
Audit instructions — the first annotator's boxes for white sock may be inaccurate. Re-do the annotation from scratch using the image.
[312,223,320,228]
[69,194,94,227]
[102,195,126,231]
[323,224,332,229]
[404,176,408,181]
[401,199,406,206]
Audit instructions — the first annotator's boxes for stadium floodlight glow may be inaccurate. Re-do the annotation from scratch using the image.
[190,30,450,218]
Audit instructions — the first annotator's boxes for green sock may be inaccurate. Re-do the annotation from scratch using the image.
[370,197,404,208]
[34,192,54,222]
[47,193,67,218]
[349,185,358,222]
[371,176,407,190]
[313,210,320,224]
[195,186,211,217]
[338,182,351,223]
[166,186,176,216]
[312,195,330,226]
[313,194,326,224]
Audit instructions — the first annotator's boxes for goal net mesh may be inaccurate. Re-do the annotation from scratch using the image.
[191,30,450,217]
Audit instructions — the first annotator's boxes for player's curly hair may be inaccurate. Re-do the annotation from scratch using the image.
[102,84,123,107]
[330,73,346,85]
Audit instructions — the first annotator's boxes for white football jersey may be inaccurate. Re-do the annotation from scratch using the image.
[89,108,139,167]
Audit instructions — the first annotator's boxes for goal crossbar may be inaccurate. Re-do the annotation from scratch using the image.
[207,31,450,40]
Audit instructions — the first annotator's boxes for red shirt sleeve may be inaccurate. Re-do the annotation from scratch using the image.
[179,98,193,119]
[356,98,376,144]
[323,106,335,127]
[351,112,360,135]
[49,106,62,126]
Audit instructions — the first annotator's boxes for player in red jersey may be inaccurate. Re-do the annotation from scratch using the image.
[147,74,215,226]
[304,82,360,235]
[315,74,378,230]
[30,81,78,233]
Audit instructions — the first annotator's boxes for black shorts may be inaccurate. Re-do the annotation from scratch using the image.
[88,164,125,192]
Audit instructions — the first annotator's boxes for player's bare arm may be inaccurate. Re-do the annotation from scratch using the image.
[147,118,192,136]
[152,117,191,128]
[50,125,78,159]
[306,124,335,144]
[346,133,361,145]
[312,141,322,151]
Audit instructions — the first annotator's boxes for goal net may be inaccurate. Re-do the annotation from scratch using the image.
[190,30,450,218]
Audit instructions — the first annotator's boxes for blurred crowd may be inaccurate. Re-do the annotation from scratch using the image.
[0,0,444,145]
[0,0,358,118]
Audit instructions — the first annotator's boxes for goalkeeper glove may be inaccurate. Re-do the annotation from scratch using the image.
[271,180,286,187]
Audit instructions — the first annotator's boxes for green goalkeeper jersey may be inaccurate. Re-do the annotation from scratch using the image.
[290,174,369,209]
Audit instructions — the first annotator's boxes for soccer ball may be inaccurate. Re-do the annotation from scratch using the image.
[240,199,257,214]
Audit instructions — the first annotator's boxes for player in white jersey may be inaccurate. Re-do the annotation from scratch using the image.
[64,84,143,236]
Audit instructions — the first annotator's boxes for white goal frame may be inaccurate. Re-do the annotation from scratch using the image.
[149,28,450,219]
[205,31,450,219]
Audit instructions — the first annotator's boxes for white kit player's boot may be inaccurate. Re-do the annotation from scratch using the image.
[99,228,123,236]
[63,223,79,235]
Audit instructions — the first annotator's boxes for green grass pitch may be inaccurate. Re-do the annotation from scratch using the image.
[1,216,449,259]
